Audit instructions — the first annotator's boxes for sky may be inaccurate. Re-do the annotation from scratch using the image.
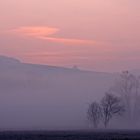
[0,0,140,72]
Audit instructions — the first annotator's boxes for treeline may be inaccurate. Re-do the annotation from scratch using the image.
[87,71,140,128]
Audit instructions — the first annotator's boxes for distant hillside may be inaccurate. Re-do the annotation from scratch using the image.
[0,56,116,130]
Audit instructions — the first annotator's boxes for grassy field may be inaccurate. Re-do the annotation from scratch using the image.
[0,130,140,140]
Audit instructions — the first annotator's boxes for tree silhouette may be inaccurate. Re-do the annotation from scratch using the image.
[87,102,102,128]
[101,93,125,128]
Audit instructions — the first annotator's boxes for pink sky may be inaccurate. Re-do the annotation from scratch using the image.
[0,0,140,72]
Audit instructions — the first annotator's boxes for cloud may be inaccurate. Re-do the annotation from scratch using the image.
[24,51,88,58]
[11,26,59,37]
[39,36,96,45]
[9,26,96,45]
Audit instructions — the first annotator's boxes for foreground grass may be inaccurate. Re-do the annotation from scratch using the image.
[0,130,140,140]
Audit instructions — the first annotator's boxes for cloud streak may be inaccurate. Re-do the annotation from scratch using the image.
[11,26,58,37]
[10,26,96,45]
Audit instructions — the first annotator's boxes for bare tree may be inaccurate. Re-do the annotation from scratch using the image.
[101,93,125,128]
[87,102,102,128]
[111,71,140,120]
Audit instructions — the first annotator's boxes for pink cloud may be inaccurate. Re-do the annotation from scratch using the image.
[39,36,96,45]
[11,26,59,37]
[9,26,96,45]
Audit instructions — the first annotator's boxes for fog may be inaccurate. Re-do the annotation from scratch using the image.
[0,56,116,130]
[0,56,140,130]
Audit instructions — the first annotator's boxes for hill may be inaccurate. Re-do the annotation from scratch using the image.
[0,56,115,130]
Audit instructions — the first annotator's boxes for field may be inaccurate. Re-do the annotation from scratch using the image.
[0,130,140,140]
